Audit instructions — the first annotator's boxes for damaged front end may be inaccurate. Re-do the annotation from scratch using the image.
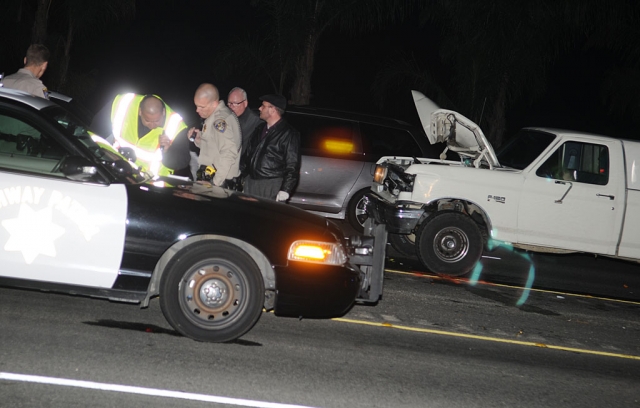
[344,219,388,304]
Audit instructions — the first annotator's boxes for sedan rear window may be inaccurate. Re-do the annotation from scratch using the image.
[360,123,422,158]
[286,113,358,157]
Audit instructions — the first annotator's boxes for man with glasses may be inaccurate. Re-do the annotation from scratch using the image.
[227,87,263,152]
[240,94,300,202]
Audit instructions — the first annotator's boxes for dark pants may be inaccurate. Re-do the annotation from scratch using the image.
[243,177,282,200]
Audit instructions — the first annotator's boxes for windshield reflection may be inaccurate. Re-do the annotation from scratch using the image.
[42,106,151,183]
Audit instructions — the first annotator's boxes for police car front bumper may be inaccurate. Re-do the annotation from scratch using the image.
[273,218,387,314]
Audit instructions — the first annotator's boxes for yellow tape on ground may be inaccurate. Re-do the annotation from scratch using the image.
[332,317,640,361]
[385,269,640,306]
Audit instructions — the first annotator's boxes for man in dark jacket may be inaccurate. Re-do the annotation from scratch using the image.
[240,94,300,201]
[227,87,263,153]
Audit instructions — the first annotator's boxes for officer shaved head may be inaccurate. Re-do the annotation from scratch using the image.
[24,44,50,78]
[139,95,166,129]
[194,83,220,119]
[195,83,219,102]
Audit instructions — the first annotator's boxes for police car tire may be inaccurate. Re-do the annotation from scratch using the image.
[415,212,483,277]
[159,241,264,343]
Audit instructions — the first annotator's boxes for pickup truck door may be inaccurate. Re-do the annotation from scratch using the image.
[517,138,625,255]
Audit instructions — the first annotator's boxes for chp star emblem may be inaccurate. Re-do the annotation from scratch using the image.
[2,203,65,264]
[214,119,227,133]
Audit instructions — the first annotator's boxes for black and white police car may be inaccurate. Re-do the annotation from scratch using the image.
[0,88,387,342]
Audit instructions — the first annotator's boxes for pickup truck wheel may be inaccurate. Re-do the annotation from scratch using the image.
[160,242,264,343]
[347,188,370,233]
[416,212,483,276]
[388,233,417,258]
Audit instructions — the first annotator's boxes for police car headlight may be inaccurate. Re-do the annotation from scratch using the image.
[373,165,388,184]
[288,241,347,265]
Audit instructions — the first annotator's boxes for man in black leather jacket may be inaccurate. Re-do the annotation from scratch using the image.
[240,94,300,201]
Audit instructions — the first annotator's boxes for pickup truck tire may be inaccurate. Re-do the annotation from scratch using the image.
[416,212,483,276]
[389,233,417,258]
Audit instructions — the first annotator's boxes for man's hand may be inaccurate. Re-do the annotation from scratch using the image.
[189,127,202,147]
[276,191,289,202]
[158,133,171,150]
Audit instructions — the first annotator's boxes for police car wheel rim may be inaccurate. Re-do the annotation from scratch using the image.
[179,260,246,328]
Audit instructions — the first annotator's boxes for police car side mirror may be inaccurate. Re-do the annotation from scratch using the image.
[118,147,137,162]
[60,156,100,182]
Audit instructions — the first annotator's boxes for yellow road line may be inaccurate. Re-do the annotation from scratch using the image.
[333,317,640,361]
[385,268,640,306]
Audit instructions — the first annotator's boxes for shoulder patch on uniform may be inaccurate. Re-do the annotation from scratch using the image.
[214,119,227,133]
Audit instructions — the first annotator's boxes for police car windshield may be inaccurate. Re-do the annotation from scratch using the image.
[42,106,151,183]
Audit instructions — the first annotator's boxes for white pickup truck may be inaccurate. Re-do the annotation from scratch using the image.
[365,91,640,276]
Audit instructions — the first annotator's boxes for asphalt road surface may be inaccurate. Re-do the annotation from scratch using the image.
[1,236,639,407]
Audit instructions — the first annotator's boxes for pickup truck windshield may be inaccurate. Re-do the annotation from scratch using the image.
[496,130,556,170]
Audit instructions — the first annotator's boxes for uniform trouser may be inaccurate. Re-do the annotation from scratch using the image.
[243,177,282,200]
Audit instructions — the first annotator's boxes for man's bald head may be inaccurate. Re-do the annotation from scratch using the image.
[139,95,166,129]
[194,83,220,119]
[195,83,220,101]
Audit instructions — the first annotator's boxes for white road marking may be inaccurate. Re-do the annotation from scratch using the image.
[0,372,316,408]
[481,255,502,260]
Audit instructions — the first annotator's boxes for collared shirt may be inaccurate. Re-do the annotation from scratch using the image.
[197,101,242,186]
[3,68,49,99]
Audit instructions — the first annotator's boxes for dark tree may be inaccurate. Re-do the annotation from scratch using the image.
[217,0,419,104]
[376,0,640,146]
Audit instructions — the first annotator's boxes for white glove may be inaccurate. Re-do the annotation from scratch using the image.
[276,191,290,202]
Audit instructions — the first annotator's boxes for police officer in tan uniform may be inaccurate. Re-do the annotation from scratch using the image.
[190,83,242,189]
[3,44,50,99]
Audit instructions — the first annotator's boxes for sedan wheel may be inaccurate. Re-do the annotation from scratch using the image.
[347,188,370,233]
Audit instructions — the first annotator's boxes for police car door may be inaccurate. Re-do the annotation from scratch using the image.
[0,105,127,288]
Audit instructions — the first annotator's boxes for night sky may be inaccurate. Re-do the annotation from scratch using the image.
[2,0,638,140]
[87,1,410,127]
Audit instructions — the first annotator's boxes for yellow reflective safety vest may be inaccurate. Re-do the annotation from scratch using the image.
[110,93,187,177]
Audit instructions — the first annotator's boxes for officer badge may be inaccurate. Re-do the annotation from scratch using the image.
[214,119,227,133]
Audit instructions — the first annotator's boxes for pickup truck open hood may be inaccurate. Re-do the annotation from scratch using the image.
[412,90,500,168]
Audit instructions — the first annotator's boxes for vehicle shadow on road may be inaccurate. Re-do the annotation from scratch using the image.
[83,319,262,346]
